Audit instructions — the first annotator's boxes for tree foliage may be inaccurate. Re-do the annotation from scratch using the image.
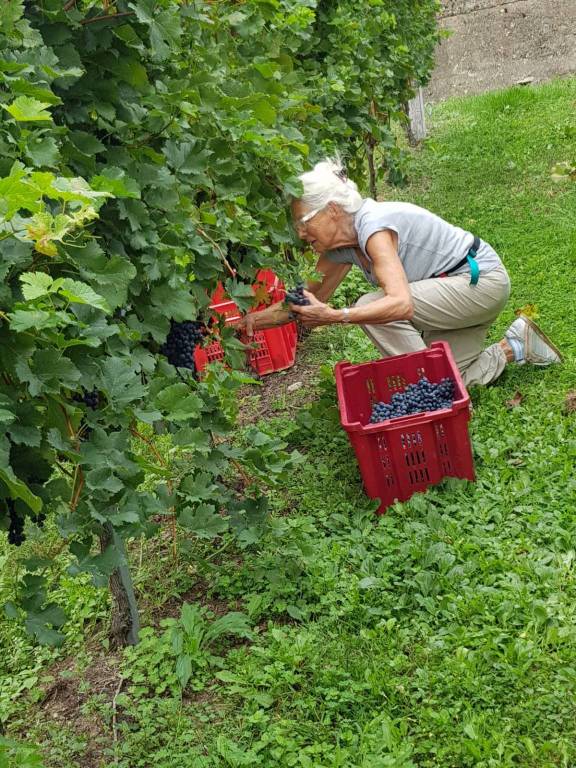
[0,0,439,644]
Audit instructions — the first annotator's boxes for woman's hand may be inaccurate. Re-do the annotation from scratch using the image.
[289,290,340,327]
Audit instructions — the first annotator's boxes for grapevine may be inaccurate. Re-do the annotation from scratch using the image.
[0,0,439,646]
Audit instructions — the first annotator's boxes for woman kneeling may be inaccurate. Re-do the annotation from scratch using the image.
[241,159,562,387]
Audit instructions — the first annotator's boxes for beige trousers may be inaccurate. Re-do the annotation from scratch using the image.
[356,265,511,387]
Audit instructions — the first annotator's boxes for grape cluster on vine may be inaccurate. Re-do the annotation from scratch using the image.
[369,377,455,423]
[160,320,207,371]
[285,283,310,307]
[73,388,101,410]
[6,499,25,546]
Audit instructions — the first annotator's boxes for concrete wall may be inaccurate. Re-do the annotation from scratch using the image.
[441,0,508,16]
[426,0,576,101]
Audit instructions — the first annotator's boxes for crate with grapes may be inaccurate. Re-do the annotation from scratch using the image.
[335,342,475,513]
[195,270,298,376]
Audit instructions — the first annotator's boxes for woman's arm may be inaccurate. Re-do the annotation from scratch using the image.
[238,300,291,335]
[238,256,351,335]
[291,231,413,327]
[308,256,352,302]
[340,231,413,323]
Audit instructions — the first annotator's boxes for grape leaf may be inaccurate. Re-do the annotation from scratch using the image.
[224,280,257,312]
[75,251,137,311]
[130,1,182,61]
[0,165,44,218]
[47,428,72,451]
[8,424,41,447]
[155,384,203,420]
[9,309,71,332]
[20,271,54,300]
[24,617,65,646]
[253,283,272,306]
[179,504,228,538]
[68,131,106,156]
[68,544,124,587]
[150,284,198,321]
[0,0,25,31]
[26,135,60,167]
[172,427,211,452]
[85,468,125,493]
[16,350,81,396]
[91,167,141,199]
[252,98,277,126]
[179,472,219,503]
[4,96,53,122]
[58,278,110,312]
[99,358,147,407]
[0,410,15,424]
[0,437,42,513]
[133,408,163,424]
[49,176,112,203]
[10,78,62,105]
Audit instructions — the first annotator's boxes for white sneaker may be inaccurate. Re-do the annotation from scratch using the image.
[505,314,563,366]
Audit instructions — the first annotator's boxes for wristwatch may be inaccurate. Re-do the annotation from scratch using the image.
[342,307,351,323]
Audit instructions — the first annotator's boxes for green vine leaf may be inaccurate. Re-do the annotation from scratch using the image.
[58,278,110,313]
[91,168,141,199]
[179,504,229,539]
[25,135,60,168]
[130,0,183,61]
[0,436,43,512]
[3,96,53,122]
[20,272,54,300]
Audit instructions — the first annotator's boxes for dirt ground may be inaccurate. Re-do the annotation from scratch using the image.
[426,0,576,101]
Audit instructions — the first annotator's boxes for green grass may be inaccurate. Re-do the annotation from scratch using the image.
[395,79,576,348]
[3,77,576,767]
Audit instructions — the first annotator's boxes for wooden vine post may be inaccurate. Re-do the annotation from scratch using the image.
[406,87,428,145]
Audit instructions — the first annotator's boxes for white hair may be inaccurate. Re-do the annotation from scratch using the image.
[297,158,364,214]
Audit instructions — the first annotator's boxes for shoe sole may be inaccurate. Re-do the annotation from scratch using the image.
[521,315,564,364]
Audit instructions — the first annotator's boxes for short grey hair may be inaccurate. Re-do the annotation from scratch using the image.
[297,158,364,215]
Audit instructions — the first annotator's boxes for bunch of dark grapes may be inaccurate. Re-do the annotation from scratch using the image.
[160,320,207,370]
[369,377,455,423]
[285,283,310,307]
[7,499,25,546]
[73,388,101,410]
[71,390,100,442]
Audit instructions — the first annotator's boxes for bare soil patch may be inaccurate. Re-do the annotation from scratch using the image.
[28,647,122,768]
[238,332,322,424]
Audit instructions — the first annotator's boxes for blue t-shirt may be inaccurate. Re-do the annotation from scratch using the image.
[327,199,502,285]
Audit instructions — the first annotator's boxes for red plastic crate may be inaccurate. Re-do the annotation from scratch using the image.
[253,269,286,306]
[210,269,286,310]
[194,270,297,376]
[335,342,475,513]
